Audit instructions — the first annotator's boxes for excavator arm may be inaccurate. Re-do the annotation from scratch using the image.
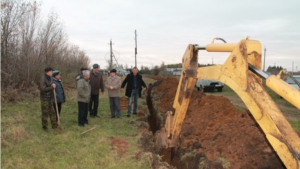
[155,38,300,169]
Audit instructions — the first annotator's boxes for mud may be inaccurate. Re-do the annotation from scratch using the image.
[146,77,287,169]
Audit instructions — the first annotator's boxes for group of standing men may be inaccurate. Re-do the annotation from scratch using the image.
[39,64,147,131]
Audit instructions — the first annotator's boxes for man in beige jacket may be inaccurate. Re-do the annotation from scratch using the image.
[105,69,122,118]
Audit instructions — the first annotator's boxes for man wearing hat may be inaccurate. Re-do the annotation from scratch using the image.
[52,70,66,122]
[89,63,104,118]
[39,66,58,132]
[77,70,91,127]
[75,67,88,87]
[105,69,122,118]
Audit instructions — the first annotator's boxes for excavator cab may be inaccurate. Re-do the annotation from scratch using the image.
[155,37,300,169]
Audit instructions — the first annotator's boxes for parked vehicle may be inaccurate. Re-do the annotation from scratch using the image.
[195,79,224,92]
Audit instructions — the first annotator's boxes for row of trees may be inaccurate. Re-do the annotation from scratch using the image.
[1,0,90,90]
[139,62,216,75]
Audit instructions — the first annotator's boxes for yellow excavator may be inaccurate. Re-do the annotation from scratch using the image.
[154,37,300,169]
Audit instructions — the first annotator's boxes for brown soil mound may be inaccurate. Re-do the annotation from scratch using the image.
[120,96,128,110]
[110,136,128,157]
[153,77,285,169]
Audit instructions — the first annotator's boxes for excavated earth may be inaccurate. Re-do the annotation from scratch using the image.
[138,77,292,169]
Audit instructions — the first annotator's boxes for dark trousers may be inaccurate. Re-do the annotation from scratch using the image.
[89,94,99,116]
[78,102,88,126]
[53,103,62,122]
[109,97,121,118]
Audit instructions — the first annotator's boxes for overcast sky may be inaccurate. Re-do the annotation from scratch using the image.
[41,0,300,71]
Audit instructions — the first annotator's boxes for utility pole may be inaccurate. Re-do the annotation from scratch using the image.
[263,47,266,71]
[135,29,137,68]
[292,61,294,75]
[109,39,113,70]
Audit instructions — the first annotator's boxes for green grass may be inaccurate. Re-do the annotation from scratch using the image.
[264,85,293,106]
[289,120,300,132]
[218,85,239,97]
[1,77,157,169]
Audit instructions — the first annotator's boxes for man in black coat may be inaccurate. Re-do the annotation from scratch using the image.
[121,67,147,117]
[89,64,104,118]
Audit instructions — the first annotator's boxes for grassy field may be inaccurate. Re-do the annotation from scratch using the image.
[1,77,157,169]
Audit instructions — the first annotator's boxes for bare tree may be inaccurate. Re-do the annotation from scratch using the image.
[1,0,38,88]
[19,1,41,86]
[1,0,90,92]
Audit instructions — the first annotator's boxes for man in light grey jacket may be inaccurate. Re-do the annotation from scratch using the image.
[77,70,91,127]
[105,69,122,118]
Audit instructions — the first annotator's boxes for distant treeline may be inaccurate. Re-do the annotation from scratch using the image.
[139,62,215,75]
[139,63,298,76]
[163,63,214,68]
[1,0,90,90]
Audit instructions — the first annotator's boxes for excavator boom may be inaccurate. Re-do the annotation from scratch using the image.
[155,38,300,169]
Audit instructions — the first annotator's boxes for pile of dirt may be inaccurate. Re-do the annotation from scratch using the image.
[120,96,128,110]
[110,136,128,157]
[150,77,286,169]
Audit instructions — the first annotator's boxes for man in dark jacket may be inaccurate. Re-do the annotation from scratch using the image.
[52,70,66,122]
[121,67,147,117]
[89,64,104,118]
[39,67,58,132]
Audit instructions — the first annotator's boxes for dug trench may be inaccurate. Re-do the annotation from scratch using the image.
[137,77,289,169]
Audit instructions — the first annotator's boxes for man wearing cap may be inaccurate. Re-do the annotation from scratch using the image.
[39,67,58,132]
[89,63,104,118]
[77,70,91,127]
[105,69,122,118]
[75,67,88,87]
[52,70,66,122]
[121,67,147,117]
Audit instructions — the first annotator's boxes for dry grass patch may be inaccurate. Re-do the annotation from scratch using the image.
[2,125,29,146]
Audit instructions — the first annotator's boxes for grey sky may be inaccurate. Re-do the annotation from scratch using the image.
[41,0,300,71]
